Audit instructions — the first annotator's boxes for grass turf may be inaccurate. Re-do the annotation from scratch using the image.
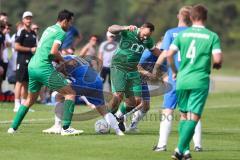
[0,92,239,160]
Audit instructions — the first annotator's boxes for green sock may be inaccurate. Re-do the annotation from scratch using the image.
[11,105,29,130]
[62,100,75,130]
[178,120,197,154]
[119,102,127,114]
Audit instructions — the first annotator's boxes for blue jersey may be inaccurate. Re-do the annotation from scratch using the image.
[61,26,79,49]
[139,49,158,71]
[161,26,188,109]
[161,26,188,82]
[139,49,167,72]
[64,55,104,106]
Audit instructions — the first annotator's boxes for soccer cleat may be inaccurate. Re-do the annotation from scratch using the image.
[183,153,192,160]
[7,128,17,134]
[126,122,139,133]
[116,116,126,132]
[29,109,35,112]
[194,146,203,152]
[171,149,183,160]
[152,145,167,152]
[61,127,84,136]
[42,125,61,134]
[13,108,18,112]
[115,128,125,136]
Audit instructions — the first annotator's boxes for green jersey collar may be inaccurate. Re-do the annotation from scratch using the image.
[192,25,205,28]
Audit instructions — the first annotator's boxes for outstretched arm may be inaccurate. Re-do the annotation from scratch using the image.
[108,25,137,34]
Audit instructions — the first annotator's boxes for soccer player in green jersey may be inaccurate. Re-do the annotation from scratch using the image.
[107,23,162,129]
[168,5,223,160]
[8,10,83,136]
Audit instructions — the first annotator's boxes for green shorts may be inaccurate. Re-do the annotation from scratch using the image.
[176,89,209,116]
[28,67,68,93]
[110,66,141,97]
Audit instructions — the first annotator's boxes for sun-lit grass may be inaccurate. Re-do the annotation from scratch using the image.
[0,92,239,160]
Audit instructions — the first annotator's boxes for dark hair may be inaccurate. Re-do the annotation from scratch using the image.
[57,9,74,22]
[90,34,98,40]
[0,21,6,30]
[190,4,208,21]
[141,22,155,32]
[0,12,7,16]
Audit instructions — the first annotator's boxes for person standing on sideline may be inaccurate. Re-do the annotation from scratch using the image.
[98,31,118,90]
[13,11,37,112]
[61,25,82,55]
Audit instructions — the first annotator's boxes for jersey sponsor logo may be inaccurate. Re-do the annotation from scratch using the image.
[120,40,144,54]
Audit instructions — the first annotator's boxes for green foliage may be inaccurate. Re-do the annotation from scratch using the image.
[1,0,240,47]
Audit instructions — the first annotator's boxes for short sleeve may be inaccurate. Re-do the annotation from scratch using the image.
[212,33,222,54]
[15,29,24,44]
[99,42,105,53]
[120,30,128,37]
[170,35,180,51]
[147,38,155,51]
[161,30,172,50]
[72,26,79,37]
[54,31,66,45]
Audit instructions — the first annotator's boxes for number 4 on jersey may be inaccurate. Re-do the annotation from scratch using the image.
[186,40,196,64]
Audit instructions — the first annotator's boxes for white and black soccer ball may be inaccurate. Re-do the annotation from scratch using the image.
[95,119,110,134]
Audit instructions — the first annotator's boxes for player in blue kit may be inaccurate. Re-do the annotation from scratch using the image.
[152,6,202,152]
[43,55,124,136]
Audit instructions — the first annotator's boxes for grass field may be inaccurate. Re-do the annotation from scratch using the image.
[0,91,239,160]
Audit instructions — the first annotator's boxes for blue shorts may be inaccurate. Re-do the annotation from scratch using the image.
[162,79,177,109]
[72,76,105,106]
[141,80,150,101]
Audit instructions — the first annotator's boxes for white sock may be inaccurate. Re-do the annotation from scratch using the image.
[14,99,21,109]
[104,113,119,130]
[131,109,147,128]
[21,98,26,104]
[193,120,202,148]
[157,114,173,148]
[54,102,64,127]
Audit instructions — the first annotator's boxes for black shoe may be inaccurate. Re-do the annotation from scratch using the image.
[118,121,125,132]
[152,145,167,152]
[194,146,203,152]
[171,151,183,160]
[183,153,192,160]
[115,116,125,132]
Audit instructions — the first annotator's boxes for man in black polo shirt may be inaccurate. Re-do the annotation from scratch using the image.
[0,21,6,93]
[13,11,37,112]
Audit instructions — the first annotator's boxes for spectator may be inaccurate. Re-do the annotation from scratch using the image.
[80,35,99,71]
[61,25,82,55]
[0,21,6,93]
[13,11,37,112]
[98,31,117,90]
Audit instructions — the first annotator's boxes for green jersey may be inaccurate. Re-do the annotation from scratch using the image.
[111,29,155,71]
[29,23,66,69]
[171,25,222,90]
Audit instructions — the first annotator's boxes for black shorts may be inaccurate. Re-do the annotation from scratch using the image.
[0,60,8,80]
[100,67,111,84]
[16,63,29,82]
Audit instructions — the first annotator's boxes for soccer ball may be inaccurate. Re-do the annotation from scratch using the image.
[95,119,110,134]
